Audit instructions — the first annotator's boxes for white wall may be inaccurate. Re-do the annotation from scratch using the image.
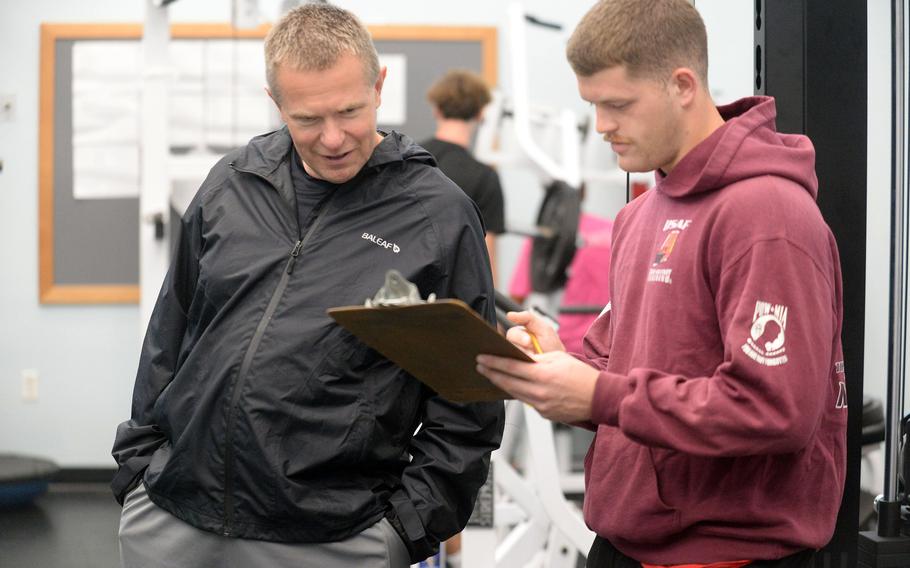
[0,0,151,468]
[865,0,893,415]
[0,0,768,468]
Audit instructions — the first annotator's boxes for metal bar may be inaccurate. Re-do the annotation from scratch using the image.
[884,0,907,512]
[139,0,172,332]
[507,2,580,187]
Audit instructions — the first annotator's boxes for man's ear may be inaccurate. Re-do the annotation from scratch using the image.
[265,86,284,118]
[670,67,698,106]
[374,66,387,107]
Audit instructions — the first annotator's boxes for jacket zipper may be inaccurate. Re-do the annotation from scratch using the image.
[221,203,329,536]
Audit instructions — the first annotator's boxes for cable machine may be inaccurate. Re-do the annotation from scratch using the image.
[758,0,869,565]
[858,0,910,564]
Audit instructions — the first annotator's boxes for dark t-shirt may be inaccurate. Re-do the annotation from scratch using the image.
[420,138,505,234]
[291,150,336,233]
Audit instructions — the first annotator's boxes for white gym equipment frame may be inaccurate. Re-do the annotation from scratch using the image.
[140,0,269,330]
[464,4,602,567]
[139,0,173,331]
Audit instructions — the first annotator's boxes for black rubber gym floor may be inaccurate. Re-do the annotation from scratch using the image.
[0,483,120,568]
[0,482,589,568]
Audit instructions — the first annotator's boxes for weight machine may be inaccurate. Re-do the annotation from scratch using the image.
[460,3,631,566]
[858,0,910,565]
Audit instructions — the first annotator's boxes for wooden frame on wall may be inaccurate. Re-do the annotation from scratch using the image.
[38,22,498,304]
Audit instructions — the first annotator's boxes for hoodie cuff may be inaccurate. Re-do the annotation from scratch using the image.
[590,371,633,427]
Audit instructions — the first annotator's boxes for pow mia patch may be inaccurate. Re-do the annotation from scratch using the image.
[741,300,789,366]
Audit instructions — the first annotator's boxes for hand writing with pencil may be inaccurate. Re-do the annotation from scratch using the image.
[476,310,599,423]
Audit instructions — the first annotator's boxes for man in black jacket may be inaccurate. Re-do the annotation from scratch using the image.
[112,5,504,568]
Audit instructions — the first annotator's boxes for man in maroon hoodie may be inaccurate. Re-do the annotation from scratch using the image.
[476,1,847,566]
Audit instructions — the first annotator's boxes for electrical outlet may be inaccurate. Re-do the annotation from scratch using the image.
[21,369,38,402]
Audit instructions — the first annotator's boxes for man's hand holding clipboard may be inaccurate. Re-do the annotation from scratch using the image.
[476,310,599,424]
[327,269,599,419]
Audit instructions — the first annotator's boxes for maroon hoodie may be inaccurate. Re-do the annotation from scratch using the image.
[579,96,846,563]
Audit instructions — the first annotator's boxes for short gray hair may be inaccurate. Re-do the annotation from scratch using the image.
[264,4,380,103]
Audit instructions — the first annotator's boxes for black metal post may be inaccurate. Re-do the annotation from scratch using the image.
[757,0,867,565]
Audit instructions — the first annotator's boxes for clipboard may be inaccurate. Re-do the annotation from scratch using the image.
[328,299,532,402]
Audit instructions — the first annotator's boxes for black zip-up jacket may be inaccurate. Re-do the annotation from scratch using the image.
[111,128,504,560]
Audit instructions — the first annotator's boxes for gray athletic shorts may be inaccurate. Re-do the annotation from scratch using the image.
[118,483,411,568]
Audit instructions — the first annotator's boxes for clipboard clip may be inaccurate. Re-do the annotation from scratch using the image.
[365,270,437,307]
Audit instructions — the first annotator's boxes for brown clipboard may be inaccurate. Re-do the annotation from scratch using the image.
[327,299,533,402]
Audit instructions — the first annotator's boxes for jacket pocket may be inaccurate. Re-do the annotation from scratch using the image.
[272,330,374,476]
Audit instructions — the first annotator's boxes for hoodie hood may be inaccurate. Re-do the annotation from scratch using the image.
[656,96,818,201]
[366,130,437,169]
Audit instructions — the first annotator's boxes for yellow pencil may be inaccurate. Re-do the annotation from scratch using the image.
[528,332,543,354]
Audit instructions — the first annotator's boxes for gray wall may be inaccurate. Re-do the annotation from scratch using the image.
[0,0,755,467]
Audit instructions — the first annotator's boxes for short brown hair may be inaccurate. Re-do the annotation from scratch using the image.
[427,69,492,121]
[264,4,380,103]
[566,0,708,84]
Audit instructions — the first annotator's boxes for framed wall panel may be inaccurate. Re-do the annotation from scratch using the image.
[38,22,497,304]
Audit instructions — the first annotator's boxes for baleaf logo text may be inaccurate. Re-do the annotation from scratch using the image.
[362,233,400,254]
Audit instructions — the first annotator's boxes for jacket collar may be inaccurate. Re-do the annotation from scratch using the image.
[231,128,425,178]
[230,128,429,204]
